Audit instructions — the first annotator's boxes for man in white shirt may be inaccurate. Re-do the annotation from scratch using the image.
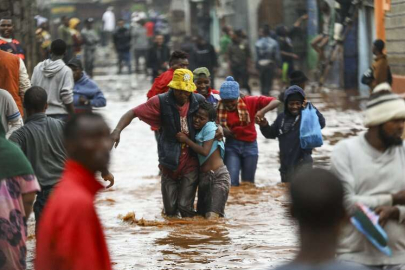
[331,88,405,269]
[102,6,116,47]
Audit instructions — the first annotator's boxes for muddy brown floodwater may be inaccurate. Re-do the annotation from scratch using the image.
[26,74,366,270]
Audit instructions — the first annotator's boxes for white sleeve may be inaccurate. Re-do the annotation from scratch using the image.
[19,58,31,93]
[330,142,393,214]
[6,117,23,139]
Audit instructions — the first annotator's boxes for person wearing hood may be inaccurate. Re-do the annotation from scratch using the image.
[218,76,280,186]
[68,58,106,113]
[69,18,82,57]
[258,85,325,183]
[31,39,75,121]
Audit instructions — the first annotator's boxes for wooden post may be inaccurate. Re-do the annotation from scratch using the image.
[374,0,387,41]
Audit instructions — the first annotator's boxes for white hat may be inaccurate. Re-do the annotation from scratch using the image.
[364,91,405,127]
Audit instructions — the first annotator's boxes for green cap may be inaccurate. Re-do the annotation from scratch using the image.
[193,67,211,80]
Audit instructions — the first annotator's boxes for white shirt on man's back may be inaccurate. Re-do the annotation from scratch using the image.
[331,133,405,265]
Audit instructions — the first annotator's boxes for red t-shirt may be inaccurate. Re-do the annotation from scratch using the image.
[35,160,112,270]
[225,96,275,142]
[133,96,199,177]
[145,22,155,37]
[147,68,174,100]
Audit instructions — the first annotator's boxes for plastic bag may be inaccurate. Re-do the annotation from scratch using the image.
[300,102,323,149]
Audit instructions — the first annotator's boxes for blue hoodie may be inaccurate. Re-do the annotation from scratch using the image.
[73,73,106,111]
[260,86,325,179]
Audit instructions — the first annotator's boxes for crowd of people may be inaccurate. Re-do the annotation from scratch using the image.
[0,5,405,270]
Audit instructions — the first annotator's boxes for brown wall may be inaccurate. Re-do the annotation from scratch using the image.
[257,0,283,29]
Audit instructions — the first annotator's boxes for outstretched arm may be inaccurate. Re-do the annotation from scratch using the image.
[255,99,281,122]
[111,110,137,148]
[176,132,214,157]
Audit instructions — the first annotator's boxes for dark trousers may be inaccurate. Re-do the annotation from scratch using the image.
[258,65,275,96]
[161,170,199,217]
[197,165,230,217]
[118,51,131,74]
[84,48,96,77]
[231,66,251,94]
[134,49,148,73]
[34,185,54,232]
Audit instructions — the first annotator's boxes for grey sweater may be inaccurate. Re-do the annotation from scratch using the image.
[331,133,405,265]
[31,59,74,115]
[9,113,66,187]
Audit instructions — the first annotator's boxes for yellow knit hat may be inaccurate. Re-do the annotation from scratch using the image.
[167,69,197,92]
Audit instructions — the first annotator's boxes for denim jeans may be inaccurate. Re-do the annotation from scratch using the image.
[117,51,131,74]
[224,139,258,186]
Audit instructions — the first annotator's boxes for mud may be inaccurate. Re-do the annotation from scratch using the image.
[25,72,365,269]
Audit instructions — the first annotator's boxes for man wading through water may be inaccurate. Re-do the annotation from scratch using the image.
[111,69,223,217]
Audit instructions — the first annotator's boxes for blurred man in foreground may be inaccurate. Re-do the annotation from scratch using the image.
[36,113,113,270]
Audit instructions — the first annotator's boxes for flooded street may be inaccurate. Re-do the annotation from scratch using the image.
[27,70,366,270]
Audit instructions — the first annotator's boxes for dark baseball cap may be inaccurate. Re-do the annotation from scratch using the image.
[67,58,83,70]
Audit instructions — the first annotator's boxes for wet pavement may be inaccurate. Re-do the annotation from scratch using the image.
[26,63,366,269]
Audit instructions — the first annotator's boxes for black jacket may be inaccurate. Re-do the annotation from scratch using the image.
[147,44,171,71]
[157,90,205,171]
[113,27,131,52]
[190,43,218,72]
[260,86,325,175]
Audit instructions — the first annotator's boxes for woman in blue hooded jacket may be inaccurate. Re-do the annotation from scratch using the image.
[68,58,106,113]
[258,85,325,183]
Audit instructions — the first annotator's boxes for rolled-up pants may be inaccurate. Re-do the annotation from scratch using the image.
[197,165,230,217]
[161,170,198,217]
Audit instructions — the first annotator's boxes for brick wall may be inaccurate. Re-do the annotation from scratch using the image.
[0,0,39,73]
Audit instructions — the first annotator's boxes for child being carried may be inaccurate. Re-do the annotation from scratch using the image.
[176,101,230,219]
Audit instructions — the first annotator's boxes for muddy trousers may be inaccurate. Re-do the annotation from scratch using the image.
[197,166,230,217]
[161,170,199,217]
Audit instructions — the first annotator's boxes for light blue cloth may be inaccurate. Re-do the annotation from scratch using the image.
[195,122,225,165]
